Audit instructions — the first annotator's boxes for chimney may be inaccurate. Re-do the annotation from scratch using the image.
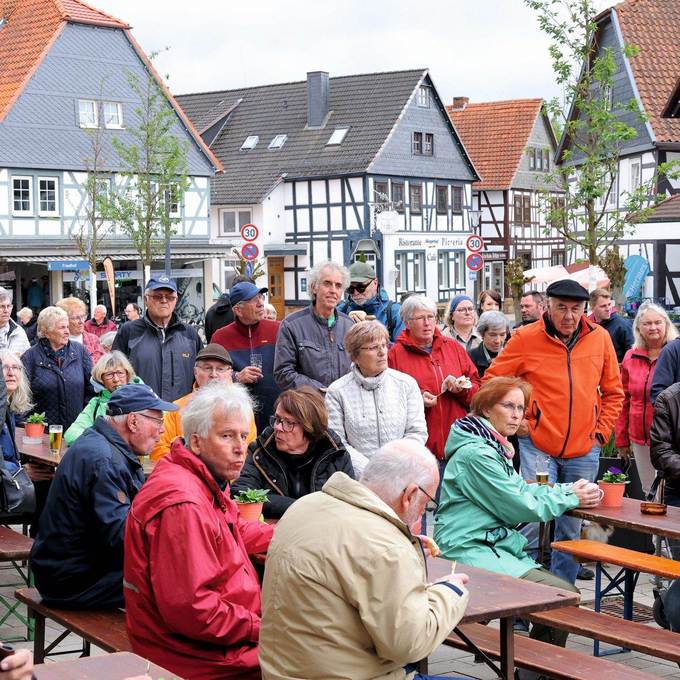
[307,71,329,128]
[451,96,469,111]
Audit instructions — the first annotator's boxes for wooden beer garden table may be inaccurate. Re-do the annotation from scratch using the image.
[34,651,180,679]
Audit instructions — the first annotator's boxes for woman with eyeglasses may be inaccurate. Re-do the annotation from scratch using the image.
[56,297,105,364]
[442,295,482,351]
[233,386,353,518]
[434,377,601,648]
[325,320,426,476]
[64,351,142,446]
[0,349,34,474]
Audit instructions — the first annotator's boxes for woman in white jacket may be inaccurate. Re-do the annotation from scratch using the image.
[326,320,428,475]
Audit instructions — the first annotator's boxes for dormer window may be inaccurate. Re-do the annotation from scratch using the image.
[103,102,123,129]
[327,127,349,145]
[241,136,259,150]
[417,86,430,108]
[269,134,287,149]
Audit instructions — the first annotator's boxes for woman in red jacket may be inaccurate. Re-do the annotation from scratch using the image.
[616,302,677,496]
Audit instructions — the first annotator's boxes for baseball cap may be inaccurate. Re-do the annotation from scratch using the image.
[145,275,177,293]
[195,344,233,366]
[106,384,178,416]
[230,282,268,306]
[348,261,376,283]
[546,279,590,301]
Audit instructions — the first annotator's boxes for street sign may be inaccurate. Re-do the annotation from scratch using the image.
[240,223,259,242]
[466,235,485,252]
[47,260,90,271]
[241,243,259,261]
[466,252,484,272]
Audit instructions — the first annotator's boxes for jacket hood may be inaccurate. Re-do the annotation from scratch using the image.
[445,420,483,460]
[213,293,232,313]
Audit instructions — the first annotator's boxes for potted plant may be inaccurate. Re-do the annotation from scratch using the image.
[24,412,46,438]
[598,466,629,508]
[234,489,269,521]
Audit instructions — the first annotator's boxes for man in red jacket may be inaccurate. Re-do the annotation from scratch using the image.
[124,383,274,680]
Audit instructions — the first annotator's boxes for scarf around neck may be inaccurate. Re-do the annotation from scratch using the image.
[455,414,515,459]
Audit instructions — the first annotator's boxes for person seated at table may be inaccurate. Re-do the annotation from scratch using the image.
[0,646,32,680]
[30,384,177,609]
[124,383,274,680]
[434,376,602,647]
[149,344,256,461]
[0,350,34,474]
[259,439,469,680]
[233,385,354,518]
[64,351,142,446]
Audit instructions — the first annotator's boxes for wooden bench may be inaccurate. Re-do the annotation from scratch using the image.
[0,525,33,639]
[15,587,131,663]
[445,622,658,679]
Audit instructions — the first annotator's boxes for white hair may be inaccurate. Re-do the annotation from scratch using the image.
[360,440,438,504]
[103,413,129,426]
[307,261,350,299]
[99,331,117,350]
[181,382,253,439]
[399,295,437,323]
[95,304,107,314]
[633,301,678,349]
[477,310,510,335]
[0,289,12,305]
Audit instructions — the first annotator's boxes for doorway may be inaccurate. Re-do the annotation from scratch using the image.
[267,257,285,320]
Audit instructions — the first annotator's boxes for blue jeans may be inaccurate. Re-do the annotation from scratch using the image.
[518,436,600,584]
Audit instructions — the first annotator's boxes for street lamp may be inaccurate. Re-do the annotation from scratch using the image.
[467,209,483,233]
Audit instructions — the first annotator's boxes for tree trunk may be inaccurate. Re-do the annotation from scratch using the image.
[89,270,97,315]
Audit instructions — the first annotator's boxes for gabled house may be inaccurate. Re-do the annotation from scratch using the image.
[447,98,565,295]
[0,0,221,316]
[177,69,479,315]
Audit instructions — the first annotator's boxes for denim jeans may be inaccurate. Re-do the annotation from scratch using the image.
[518,436,600,584]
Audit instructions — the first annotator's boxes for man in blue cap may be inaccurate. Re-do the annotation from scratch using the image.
[114,275,203,401]
[30,383,177,609]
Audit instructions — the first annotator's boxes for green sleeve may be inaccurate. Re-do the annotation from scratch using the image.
[64,397,104,445]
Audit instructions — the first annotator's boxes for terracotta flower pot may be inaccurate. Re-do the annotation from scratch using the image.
[24,423,45,438]
[236,501,263,521]
[598,481,626,508]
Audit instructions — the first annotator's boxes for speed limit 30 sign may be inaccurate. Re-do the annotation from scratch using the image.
[240,223,259,242]
[466,235,485,252]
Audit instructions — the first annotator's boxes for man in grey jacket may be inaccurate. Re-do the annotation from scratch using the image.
[274,261,353,392]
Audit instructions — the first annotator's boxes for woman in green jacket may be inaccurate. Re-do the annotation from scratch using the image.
[434,376,602,647]
[64,351,142,445]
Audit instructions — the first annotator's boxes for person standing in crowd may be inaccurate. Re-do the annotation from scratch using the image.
[484,279,624,584]
[589,288,633,363]
[149,344,256,461]
[260,440,470,680]
[442,295,482,351]
[336,262,404,342]
[17,307,37,344]
[650,314,680,403]
[0,290,29,356]
[616,302,677,496]
[477,289,502,314]
[234,386,353,518]
[518,290,546,326]
[56,297,105,365]
[264,304,277,320]
[31,384,177,609]
[203,275,253,343]
[84,304,117,338]
[274,261,353,392]
[0,350,33,475]
[124,303,141,322]
[325,320,427,475]
[468,310,510,378]
[212,282,280,433]
[388,295,480,468]
[124,384,274,680]
[113,276,202,402]
[26,278,44,315]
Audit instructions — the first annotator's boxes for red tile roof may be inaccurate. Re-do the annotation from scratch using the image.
[647,192,680,220]
[447,99,544,190]
[615,0,680,143]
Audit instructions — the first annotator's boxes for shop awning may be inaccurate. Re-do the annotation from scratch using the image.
[263,243,307,257]
[1,250,226,263]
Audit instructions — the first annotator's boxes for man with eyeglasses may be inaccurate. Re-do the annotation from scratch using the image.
[336,262,404,342]
[114,276,203,402]
[0,289,29,355]
[30,383,177,609]
[484,279,624,584]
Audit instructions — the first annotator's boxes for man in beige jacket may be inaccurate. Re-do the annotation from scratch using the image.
[260,440,469,680]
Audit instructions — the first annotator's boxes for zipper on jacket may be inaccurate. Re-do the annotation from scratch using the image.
[372,391,382,449]
[253,449,287,496]
[642,359,652,443]
[558,347,574,458]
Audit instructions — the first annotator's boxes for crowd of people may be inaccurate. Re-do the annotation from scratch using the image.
[3,259,680,679]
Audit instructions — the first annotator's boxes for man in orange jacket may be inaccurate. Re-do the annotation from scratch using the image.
[484,279,624,584]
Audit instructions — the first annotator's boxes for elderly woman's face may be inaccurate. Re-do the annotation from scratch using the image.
[2,355,23,395]
[67,309,85,336]
[483,327,506,354]
[101,366,130,392]
[451,302,476,330]
[638,310,665,346]
[272,406,310,455]
[480,296,500,312]
[483,387,526,437]
[406,309,437,346]
[45,318,70,349]
[355,337,388,377]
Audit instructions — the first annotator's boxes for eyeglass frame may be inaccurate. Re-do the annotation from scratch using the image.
[101,369,128,381]
[347,280,375,295]
[195,362,233,375]
[269,414,300,433]
[136,412,164,428]
[145,292,177,302]
[403,485,439,512]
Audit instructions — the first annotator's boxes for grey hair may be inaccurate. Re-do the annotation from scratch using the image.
[91,350,135,384]
[36,306,68,338]
[0,289,12,305]
[307,261,350,299]
[0,350,33,413]
[17,308,32,322]
[633,301,678,349]
[477,310,510,336]
[99,331,117,350]
[399,294,437,323]
[181,382,253,440]
[95,304,107,314]
[103,413,129,426]
[360,440,438,505]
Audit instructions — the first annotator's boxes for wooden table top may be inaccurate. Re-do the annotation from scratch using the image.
[15,427,63,467]
[568,497,680,540]
[34,651,179,679]
[0,525,33,559]
[427,559,579,623]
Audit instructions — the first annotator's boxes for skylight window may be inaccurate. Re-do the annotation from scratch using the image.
[269,134,288,149]
[241,135,259,150]
[327,127,349,146]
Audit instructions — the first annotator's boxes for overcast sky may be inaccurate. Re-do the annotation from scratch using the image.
[95,0,614,105]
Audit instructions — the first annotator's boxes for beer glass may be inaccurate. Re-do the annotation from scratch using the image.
[535,454,550,485]
[49,424,63,455]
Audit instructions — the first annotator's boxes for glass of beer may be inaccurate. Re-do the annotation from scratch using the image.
[536,454,550,485]
[49,424,63,455]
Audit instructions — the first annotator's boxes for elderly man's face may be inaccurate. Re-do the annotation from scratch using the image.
[348,278,378,305]
[144,288,177,324]
[548,298,586,339]
[312,268,345,315]
[193,359,233,388]
[94,306,106,323]
[125,304,140,321]
[0,299,11,327]
[128,409,164,455]
[234,294,265,326]
[400,477,439,531]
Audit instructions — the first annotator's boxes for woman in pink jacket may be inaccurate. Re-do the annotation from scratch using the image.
[616,302,677,495]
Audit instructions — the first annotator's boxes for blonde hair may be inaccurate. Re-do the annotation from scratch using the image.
[17,308,32,323]
[344,320,389,361]
[56,296,87,318]
[633,301,678,349]
[36,307,68,339]
[0,350,34,413]
[91,350,136,385]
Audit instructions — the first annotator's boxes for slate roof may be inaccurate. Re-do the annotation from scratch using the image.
[615,0,680,143]
[447,99,545,190]
[177,69,461,205]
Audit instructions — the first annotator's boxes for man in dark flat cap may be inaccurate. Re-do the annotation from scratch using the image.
[484,279,624,584]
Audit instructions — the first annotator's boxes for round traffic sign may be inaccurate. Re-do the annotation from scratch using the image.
[466,253,484,272]
[241,243,260,261]
[240,223,259,242]
[466,234,485,252]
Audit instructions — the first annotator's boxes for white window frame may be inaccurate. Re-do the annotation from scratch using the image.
[630,160,641,191]
[78,99,98,128]
[241,136,259,150]
[268,134,287,149]
[327,127,349,145]
[38,176,59,216]
[163,183,181,218]
[417,86,430,108]
[103,101,123,129]
[220,208,252,236]
[11,176,33,216]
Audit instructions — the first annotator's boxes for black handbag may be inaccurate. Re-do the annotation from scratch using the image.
[0,464,36,515]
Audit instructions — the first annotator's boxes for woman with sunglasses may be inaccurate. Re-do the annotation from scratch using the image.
[233,386,353,518]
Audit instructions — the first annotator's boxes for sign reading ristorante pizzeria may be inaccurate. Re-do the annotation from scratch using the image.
[396,235,470,249]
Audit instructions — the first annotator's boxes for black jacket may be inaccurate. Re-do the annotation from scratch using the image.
[467,344,498,378]
[204,293,234,343]
[599,313,634,364]
[650,383,680,496]
[232,426,354,518]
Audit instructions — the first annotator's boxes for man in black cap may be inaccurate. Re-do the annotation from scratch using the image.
[485,279,624,584]
[113,275,203,401]
[30,383,177,609]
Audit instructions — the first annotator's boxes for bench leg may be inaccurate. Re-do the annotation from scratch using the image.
[33,613,45,664]
[499,616,514,680]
